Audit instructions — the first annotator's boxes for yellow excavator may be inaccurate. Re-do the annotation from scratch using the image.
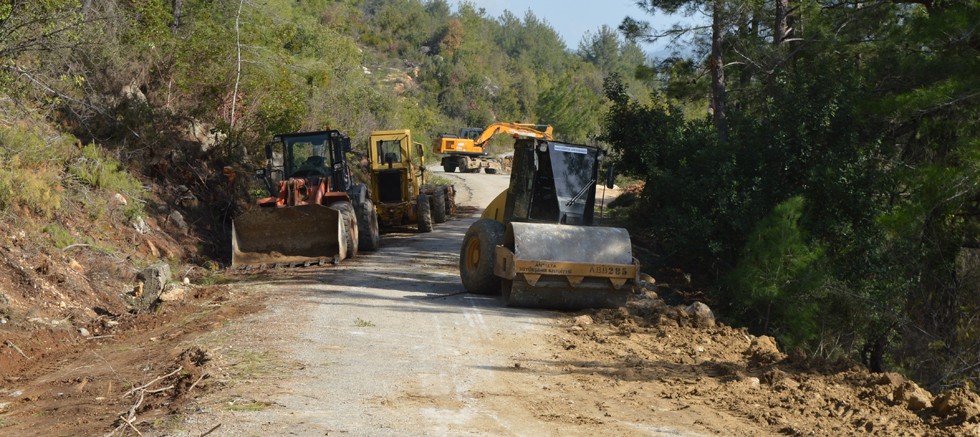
[458,137,639,310]
[433,122,553,174]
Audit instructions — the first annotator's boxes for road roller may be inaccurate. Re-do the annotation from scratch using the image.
[458,138,639,310]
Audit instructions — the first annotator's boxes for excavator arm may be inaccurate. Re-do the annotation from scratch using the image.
[472,122,553,151]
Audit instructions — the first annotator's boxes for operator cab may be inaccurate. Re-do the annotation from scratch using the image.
[261,130,352,195]
[507,139,602,226]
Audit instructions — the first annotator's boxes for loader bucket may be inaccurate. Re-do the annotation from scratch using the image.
[231,204,345,267]
[494,222,638,310]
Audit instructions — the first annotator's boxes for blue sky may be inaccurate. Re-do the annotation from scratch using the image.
[461,0,702,58]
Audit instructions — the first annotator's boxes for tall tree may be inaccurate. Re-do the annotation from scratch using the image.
[628,0,729,140]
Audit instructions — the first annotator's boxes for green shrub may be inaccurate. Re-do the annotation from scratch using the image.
[69,143,145,218]
[42,224,74,248]
[725,196,827,349]
[0,125,70,217]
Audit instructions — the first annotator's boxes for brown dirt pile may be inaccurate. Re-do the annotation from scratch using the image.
[557,291,980,436]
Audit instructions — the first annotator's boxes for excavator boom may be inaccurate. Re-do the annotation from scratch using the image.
[470,122,553,151]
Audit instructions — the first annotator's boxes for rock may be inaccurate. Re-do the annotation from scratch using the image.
[113,193,128,206]
[685,301,715,327]
[745,336,785,366]
[68,259,85,273]
[159,284,186,302]
[182,277,190,285]
[574,315,593,326]
[0,293,8,305]
[894,381,933,411]
[878,372,905,387]
[78,328,90,337]
[121,84,146,104]
[167,210,189,235]
[132,216,150,234]
[135,263,171,310]
[934,388,980,424]
[744,376,761,388]
[186,119,225,153]
[174,186,199,209]
[146,239,160,258]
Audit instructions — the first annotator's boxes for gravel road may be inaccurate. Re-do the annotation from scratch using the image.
[176,168,699,436]
[178,169,563,435]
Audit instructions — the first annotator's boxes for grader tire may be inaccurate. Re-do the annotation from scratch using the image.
[416,194,433,233]
[432,189,447,224]
[459,219,505,295]
[356,198,380,252]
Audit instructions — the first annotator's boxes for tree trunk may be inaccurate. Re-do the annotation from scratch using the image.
[775,0,789,44]
[171,0,184,35]
[710,0,728,142]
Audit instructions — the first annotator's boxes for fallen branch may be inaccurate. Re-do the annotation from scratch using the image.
[145,385,174,394]
[86,335,116,340]
[188,372,208,393]
[118,415,144,436]
[124,366,183,397]
[6,340,29,359]
[62,243,92,251]
[201,423,221,436]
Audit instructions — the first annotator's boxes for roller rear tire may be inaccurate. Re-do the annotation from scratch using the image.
[459,219,505,294]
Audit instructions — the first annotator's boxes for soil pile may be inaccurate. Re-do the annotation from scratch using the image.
[558,290,980,435]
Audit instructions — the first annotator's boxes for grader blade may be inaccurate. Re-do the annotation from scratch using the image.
[231,204,344,268]
[494,222,638,310]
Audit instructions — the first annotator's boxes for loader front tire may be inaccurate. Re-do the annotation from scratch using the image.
[356,198,381,252]
[416,194,433,233]
[329,201,358,260]
[431,188,447,224]
[459,219,505,295]
[443,163,457,173]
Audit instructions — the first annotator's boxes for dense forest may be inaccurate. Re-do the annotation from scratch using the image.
[0,0,976,394]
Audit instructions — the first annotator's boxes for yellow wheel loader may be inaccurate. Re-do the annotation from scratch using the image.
[368,129,454,232]
[231,130,380,268]
[433,122,553,174]
[458,138,639,310]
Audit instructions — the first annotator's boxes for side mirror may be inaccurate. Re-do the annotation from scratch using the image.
[255,168,266,178]
[605,164,616,189]
[340,136,352,153]
[265,143,274,160]
[415,142,425,161]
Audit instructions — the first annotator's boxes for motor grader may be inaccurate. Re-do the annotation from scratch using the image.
[458,138,639,310]
[433,123,552,174]
[231,130,380,267]
[367,129,454,232]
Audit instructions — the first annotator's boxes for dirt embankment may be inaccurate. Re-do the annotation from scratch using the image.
[559,288,980,436]
[0,281,262,435]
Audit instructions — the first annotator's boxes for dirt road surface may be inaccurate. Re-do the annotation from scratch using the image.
[172,169,698,435]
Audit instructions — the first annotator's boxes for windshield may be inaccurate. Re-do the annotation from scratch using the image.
[281,133,333,177]
[548,143,596,224]
[375,139,403,164]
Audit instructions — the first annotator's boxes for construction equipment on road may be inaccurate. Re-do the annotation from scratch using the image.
[433,122,553,174]
[368,129,455,232]
[231,130,380,267]
[458,138,639,310]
